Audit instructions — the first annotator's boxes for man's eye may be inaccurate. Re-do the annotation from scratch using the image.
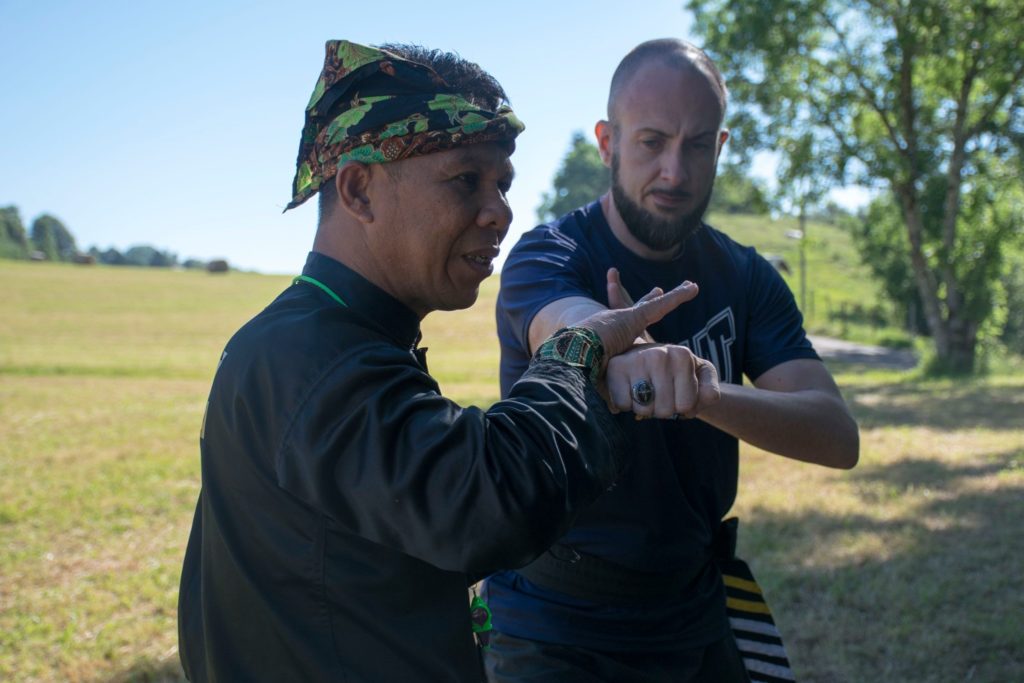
[640,138,662,150]
[456,173,479,188]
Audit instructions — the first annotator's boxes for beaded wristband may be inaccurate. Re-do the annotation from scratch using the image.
[534,326,605,384]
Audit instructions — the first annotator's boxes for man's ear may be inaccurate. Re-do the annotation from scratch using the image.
[716,128,730,159]
[595,120,614,167]
[335,162,374,223]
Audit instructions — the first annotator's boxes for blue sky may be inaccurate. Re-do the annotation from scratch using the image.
[1,1,865,274]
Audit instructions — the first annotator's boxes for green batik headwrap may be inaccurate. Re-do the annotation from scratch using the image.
[285,40,525,211]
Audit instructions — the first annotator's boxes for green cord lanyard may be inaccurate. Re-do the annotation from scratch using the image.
[293,275,348,307]
[470,588,493,649]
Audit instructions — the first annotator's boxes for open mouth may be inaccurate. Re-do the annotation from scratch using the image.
[465,254,493,267]
[462,248,499,276]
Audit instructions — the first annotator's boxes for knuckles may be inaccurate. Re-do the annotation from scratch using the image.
[606,343,696,372]
[604,344,708,418]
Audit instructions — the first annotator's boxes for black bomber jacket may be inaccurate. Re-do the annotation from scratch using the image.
[178,252,626,682]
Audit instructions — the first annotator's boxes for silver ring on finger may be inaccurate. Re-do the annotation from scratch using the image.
[630,379,655,407]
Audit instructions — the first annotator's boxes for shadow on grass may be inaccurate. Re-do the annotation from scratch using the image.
[848,448,1024,491]
[845,381,1024,431]
[104,659,185,683]
[740,451,1024,682]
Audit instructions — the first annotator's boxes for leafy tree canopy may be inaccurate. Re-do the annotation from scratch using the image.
[0,206,30,259]
[709,163,770,215]
[690,0,1024,372]
[30,214,77,262]
[537,132,610,222]
[123,244,178,268]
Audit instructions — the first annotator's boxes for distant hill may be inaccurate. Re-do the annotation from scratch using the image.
[706,211,893,343]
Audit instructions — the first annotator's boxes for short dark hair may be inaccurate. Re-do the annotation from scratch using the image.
[377,43,510,111]
[607,39,728,126]
[319,43,510,222]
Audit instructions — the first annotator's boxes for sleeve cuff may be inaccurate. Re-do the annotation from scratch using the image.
[532,326,605,384]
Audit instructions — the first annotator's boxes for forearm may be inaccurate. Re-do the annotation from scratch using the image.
[527,297,606,354]
[697,382,859,469]
[279,345,626,575]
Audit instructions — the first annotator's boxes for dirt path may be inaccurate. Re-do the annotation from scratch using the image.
[808,335,917,370]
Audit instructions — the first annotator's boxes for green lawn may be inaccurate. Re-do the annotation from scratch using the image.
[1,261,1021,682]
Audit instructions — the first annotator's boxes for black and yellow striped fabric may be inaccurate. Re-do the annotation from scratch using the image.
[719,557,796,683]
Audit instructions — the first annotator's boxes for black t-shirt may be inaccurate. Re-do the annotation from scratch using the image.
[484,201,818,651]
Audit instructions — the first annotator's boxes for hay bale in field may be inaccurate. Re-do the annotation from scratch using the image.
[72,253,96,265]
[207,259,229,274]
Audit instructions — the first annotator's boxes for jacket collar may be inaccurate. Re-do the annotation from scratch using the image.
[301,251,421,349]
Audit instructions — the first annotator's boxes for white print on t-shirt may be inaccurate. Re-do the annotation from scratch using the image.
[679,308,736,384]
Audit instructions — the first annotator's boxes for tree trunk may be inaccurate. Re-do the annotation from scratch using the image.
[945,317,978,375]
[893,183,980,373]
[895,186,946,341]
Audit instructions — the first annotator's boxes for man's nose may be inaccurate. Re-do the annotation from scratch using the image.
[659,147,689,186]
[477,192,513,241]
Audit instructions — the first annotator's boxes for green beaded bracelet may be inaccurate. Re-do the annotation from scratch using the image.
[534,326,605,383]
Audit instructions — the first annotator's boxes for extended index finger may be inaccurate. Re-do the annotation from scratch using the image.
[633,281,698,328]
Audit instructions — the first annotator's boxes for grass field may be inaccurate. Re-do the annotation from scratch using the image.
[2,260,1022,682]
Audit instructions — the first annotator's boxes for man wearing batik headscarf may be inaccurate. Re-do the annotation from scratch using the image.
[177,41,712,682]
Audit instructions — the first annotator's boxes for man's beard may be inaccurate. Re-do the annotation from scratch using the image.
[611,153,713,254]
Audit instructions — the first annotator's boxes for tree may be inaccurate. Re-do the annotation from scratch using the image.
[125,245,159,267]
[121,244,177,267]
[708,163,770,215]
[537,132,610,222]
[30,214,77,261]
[1002,249,1024,355]
[0,205,30,259]
[775,132,833,313]
[93,246,128,265]
[853,194,931,335]
[149,248,178,268]
[690,0,1024,373]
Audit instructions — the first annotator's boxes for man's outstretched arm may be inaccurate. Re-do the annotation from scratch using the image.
[527,269,858,469]
[698,359,858,469]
